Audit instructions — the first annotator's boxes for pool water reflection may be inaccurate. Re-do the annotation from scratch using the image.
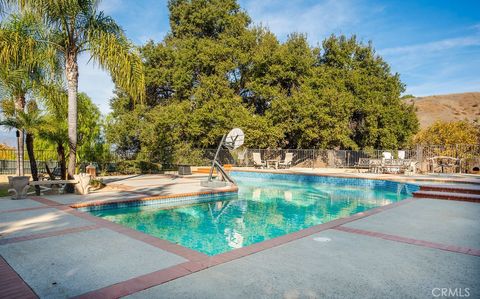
[89,177,411,255]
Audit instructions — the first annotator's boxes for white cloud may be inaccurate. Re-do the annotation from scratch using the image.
[380,35,480,56]
[98,0,125,14]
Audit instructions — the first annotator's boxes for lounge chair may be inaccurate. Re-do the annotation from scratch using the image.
[278,153,293,169]
[252,152,266,168]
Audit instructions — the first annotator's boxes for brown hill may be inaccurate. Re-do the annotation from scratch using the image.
[404,92,480,129]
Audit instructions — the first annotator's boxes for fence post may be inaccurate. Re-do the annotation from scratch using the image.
[416,145,424,172]
[312,149,315,169]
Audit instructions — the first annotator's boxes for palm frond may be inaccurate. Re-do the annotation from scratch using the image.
[0,115,20,129]
[35,81,68,118]
[88,28,145,102]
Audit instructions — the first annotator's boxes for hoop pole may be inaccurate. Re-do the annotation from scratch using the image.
[208,134,226,182]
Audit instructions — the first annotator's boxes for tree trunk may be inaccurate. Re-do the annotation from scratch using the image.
[57,142,66,180]
[66,50,78,193]
[14,95,25,176]
[26,132,40,195]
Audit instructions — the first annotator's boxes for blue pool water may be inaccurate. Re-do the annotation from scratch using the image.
[88,172,418,255]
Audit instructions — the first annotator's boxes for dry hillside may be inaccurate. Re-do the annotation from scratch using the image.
[404,92,480,129]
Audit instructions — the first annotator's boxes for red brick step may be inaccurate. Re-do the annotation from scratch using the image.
[419,184,480,195]
[413,190,480,203]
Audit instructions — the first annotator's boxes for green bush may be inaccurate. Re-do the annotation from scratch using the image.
[116,160,160,174]
[90,178,105,188]
[138,160,160,173]
[173,143,209,166]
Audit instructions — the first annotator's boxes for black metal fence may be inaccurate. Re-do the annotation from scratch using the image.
[198,145,480,172]
[1,144,479,175]
[0,149,59,175]
[206,148,419,168]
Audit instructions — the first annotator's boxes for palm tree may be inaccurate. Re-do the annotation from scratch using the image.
[0,1,7,14]
[11,0,144,186]
[37,83,69,180]
[0,13,57,175]
[0,99,45,195]
[0,66,27,175]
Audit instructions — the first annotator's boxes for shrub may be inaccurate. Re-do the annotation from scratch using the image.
[116,160,160,174]
[413,121,480,145]
[90,178,105,189]
[172,143,209,166]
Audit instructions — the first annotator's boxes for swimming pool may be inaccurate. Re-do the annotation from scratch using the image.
[86,172,419,256]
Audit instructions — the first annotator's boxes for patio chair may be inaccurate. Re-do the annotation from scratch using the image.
[252,152,266,168]
[382,159,403,174]
[404,160,419,176]
[382,152,392,160]
[354,158,370,172]
[278,153,293,169]
[237,149,247,166]
[428,156,461,174]
[368,159,383,173]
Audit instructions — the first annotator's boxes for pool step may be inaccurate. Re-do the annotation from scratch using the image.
[419,184,480,195]
[413,190,480,203]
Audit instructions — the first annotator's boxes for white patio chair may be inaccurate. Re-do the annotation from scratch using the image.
[278,153,293,169]
[252,152,265,168]
[382,152,392,160]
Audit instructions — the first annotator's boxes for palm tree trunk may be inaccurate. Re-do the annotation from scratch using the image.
[57,142,66,180]
[66,50,78,192]
[14,95,25,176]
[26,132,40,195]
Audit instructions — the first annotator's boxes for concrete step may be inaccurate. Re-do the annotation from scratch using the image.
[420,184,480,195]
[413,190,480,202]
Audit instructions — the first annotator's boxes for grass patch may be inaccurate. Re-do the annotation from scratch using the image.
[0,183,10,197]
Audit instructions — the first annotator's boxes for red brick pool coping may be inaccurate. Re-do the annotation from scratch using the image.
[70,197,417,299]
[3,192,480,298]
[28,196,209,262]
[74,196,480,298]
[231,168,480,185]
[0,256,37,299]
[232,169,480,202]
[413,191,480,203]
[419,184,480,195]
[69,186,239,209]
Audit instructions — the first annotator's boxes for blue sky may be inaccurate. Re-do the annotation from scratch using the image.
[78,0,480,114]
[1,0,480,144]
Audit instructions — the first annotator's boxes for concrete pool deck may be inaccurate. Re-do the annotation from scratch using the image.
[1,172,479,298]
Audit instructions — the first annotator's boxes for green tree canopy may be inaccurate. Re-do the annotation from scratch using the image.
[108,0,419,164]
